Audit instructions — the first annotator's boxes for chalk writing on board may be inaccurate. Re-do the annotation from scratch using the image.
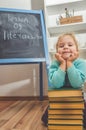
[0,11,45,58]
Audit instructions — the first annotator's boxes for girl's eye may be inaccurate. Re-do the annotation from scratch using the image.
[69,44,73,46]
[59,45,64,48]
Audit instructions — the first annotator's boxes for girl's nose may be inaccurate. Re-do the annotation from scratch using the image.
[64,44,68,48]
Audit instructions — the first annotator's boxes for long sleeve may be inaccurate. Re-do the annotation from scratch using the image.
[49,60,66,89]
[67,58,86,88]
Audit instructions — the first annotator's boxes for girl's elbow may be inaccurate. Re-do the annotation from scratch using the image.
[49,80,63,89]
[72,85,82,89]
[71,82,83,89]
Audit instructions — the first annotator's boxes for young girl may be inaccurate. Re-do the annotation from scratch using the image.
[49,32,86,89]
[41,32,86,126]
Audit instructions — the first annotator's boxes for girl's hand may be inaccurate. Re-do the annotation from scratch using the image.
[55,53,65,64]
[66,52,79,69]
[55,53,66,71]
[67,51,79,62]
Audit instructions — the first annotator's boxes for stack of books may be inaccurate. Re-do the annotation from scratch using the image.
[48,89,84,130]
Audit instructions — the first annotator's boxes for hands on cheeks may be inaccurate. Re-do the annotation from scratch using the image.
[67,51,79,62]
[66,51,79,68]
[55,53,65,64]
[55,51,79,71]
[55,53,66,71]
[55,51,79,63]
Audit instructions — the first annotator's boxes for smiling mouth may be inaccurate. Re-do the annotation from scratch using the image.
[63,52,70,54]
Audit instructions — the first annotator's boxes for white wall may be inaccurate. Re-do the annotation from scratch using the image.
[0,0,31,9]
[31,0,44,10]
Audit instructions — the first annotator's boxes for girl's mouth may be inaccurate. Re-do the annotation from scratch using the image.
[63,50,72,55]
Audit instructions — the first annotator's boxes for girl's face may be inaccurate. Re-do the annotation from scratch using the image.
[57,35,77,60]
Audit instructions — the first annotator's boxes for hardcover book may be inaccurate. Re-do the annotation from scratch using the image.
[48,124,83,130]
[48,89,83,98]
[48,109,83,115]
[49,102,84,109]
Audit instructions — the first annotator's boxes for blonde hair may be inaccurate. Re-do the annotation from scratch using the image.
[56,33,79,52]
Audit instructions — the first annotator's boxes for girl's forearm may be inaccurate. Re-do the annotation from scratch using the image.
[60,62,66,71]
[66,60,72,69]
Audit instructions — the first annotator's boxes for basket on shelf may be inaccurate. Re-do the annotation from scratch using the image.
[60,15,83,25]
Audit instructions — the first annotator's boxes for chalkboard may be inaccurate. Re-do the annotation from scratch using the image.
[0,8,49,64]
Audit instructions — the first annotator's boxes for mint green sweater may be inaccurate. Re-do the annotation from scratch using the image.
[49,58,86,89]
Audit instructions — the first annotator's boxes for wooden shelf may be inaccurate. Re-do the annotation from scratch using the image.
[48,22,86,35]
